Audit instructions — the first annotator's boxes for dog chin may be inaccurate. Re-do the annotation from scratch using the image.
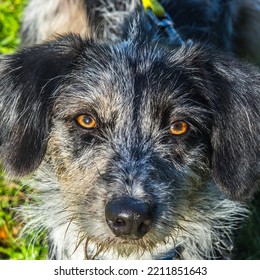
[84,236,179,260]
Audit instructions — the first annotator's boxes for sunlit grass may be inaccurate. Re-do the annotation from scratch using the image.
[0,170,48,259]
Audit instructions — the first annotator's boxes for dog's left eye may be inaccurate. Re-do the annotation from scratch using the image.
[169,121,189,136]
[76,114,97,129]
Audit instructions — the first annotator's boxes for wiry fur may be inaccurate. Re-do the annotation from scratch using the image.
[0,0,260,260]
[21,0,260,63]
[21,0,89,46]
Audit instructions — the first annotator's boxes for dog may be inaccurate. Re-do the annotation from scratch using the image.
[0,0,259,260]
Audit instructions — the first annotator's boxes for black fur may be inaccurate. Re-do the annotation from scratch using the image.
[85,0,234,51]
[0,36,86,175]
[1,29,259,198]
[0,0,259,259]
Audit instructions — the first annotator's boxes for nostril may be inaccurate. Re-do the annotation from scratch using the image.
[138,219,153,236]
[105,197,153,239]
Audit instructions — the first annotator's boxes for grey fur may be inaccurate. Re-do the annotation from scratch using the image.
[0,0,260,260]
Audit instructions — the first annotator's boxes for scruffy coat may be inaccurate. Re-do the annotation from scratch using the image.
[0,0,259,259]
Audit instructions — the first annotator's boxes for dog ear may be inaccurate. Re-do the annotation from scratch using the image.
[0,35,84,176]
[209,57,260,200]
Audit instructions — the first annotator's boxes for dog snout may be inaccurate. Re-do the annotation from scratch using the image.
[105,197,153,239]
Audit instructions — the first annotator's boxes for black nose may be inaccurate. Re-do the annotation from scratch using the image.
[105,197,153,239]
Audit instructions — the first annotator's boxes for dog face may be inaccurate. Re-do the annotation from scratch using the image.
[0,34,259,259]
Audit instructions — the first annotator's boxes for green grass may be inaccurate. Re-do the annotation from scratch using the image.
[0,0,27,53]
[0,0,259,260]
[0,173,48,259]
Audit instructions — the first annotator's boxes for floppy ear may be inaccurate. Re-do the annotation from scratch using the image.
[0,35,84,176]
[210,57,260,200]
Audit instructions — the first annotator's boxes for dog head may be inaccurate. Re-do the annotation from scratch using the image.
[0,34,259,258]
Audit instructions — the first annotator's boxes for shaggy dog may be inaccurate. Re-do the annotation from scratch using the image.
[0,0,259,259]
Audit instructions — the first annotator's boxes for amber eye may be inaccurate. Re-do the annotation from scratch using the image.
[76,114,97,129]
[170,121,189,136]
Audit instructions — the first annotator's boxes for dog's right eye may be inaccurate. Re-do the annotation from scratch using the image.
[169,121,189,136]
[76,114,97,129]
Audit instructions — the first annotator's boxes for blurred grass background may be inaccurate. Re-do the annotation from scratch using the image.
[0,0,259,260]
[0,0,25,53]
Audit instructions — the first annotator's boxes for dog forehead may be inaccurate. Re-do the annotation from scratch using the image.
[69,42,189,98]
[55,42,203,122]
